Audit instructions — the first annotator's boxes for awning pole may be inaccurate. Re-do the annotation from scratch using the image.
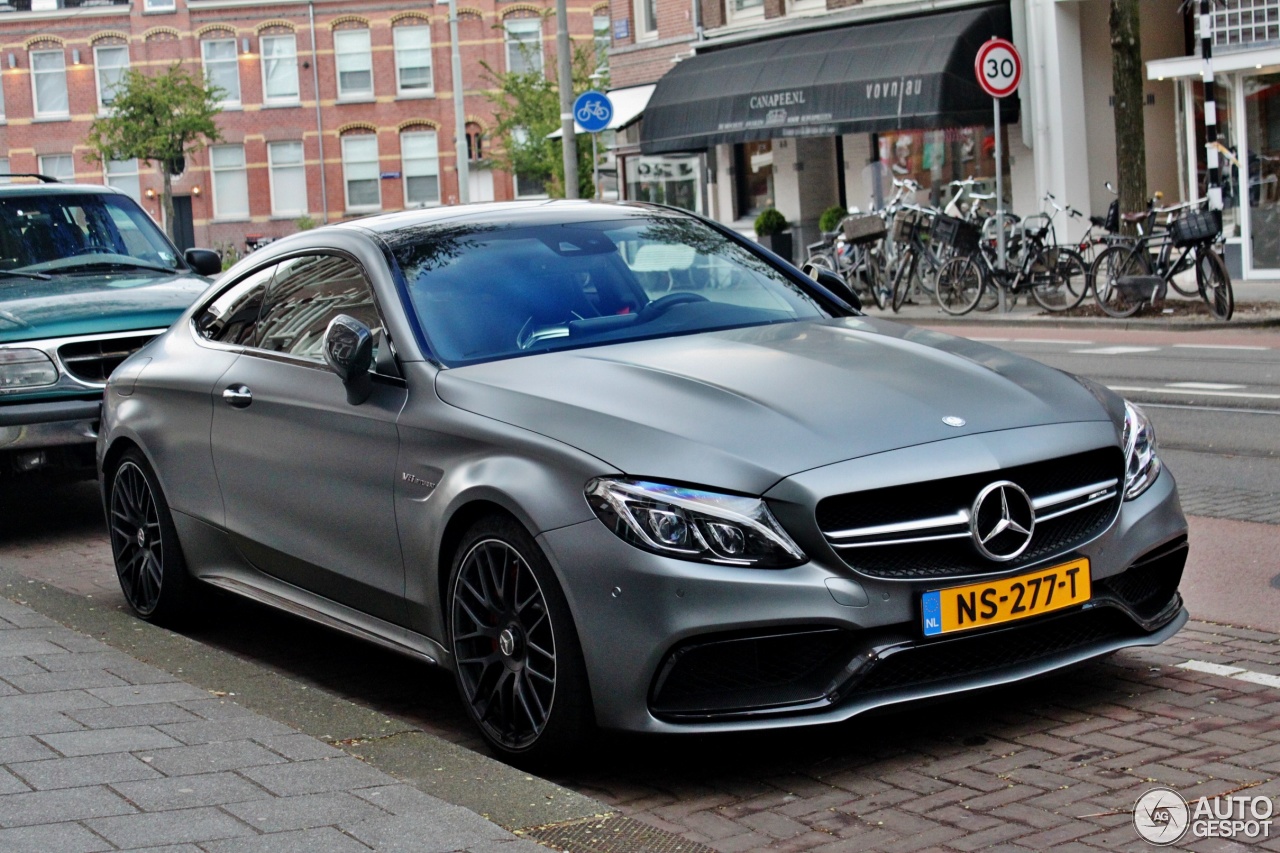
[996,96,1007,314]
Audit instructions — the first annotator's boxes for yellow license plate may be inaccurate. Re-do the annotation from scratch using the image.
[921,559,1090,637]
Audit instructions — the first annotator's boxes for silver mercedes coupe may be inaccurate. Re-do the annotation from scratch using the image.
[98,201,1188,764]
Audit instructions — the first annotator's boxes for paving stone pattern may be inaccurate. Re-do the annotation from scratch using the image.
[1178,485,1280,526]
[0,597,540,853]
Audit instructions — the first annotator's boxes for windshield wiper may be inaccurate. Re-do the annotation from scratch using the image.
[55,259,177,275]
[0,269,53,281]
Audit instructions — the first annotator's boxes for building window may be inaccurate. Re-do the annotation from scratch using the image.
[0,159,9,183]
[144,0,176,9]
[510,128,547,198]
[593,14,610,69]
[394,26,433,96]
[268,141,307,216]
[94,45,130,111]
[334,29,374,99]
[401,130,439,207]
[105,159,141,202]
[202,38,241,106]
[39,154,74,181]
[634,0,657,38]
[31,50,69,118]
[730,0,764,17]
[466,123,484,161]
[261,34,299,104]
[342,135,381,211]
[504,19,543,75]
[211,144,250,219]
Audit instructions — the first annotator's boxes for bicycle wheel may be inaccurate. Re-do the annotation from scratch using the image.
[1091,245,1149,318]
[1167,243,1201,296]
[1196,247,1234,321]
[935,254,986,316]
[866,245,891,310]
[1031,247,1088,312]
[806,251,836,272]
[891,250,917,312]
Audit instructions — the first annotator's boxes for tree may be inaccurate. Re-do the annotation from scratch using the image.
[86,64,224,241]
[1110,0,1147,227]
[483,41,603,199]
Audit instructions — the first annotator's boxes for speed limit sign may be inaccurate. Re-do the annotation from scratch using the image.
[975,38,1021,99]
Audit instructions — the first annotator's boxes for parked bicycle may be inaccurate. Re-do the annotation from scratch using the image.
[804,209,892,309]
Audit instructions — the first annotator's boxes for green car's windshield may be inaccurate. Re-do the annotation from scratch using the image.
[392,216,830,366]
[0,193,182,275]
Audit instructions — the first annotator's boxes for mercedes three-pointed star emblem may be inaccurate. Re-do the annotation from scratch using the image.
[970,480,1036,561]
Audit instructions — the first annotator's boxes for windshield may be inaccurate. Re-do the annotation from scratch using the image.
[393,216,830,366]
[0,193,182,275]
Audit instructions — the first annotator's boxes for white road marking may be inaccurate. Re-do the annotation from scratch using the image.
[1107,385,1280,400]
[1172,343,1270,351]
[1071,346,1163,355]
[969,336,1012,342]
[1178,660,1280,690]
[1142,402,1280,416]
[1166,382,1246,390]
[1013,338,1093,345]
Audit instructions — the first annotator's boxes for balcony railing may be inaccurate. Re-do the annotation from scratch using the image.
[1,0,130,11]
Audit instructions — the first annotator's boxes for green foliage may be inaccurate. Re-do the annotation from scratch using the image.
[86,64,224,168]
[295,214,317,232]
[213,240,242,271]
[754,207,788,237]
[482,40,605,200]
[819,205,846,234]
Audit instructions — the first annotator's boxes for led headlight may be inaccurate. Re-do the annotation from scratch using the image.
[0,348,57,390]
[1122,400,1161,500]
[586,478,806,568]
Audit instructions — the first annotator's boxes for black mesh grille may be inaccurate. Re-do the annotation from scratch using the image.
[1100,537,1187,620]
[818,448,1124,579]
[58,335,154,383]
[852,608,1137,695]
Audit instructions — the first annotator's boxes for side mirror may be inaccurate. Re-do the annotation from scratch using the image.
[184,248,222,277]
[800,262,862,312]
[322,314,374,405]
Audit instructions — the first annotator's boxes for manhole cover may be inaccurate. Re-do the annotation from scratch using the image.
[523,814,718,853]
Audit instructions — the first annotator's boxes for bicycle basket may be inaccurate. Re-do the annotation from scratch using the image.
[843,214,888,245]
[892,209,926,244]
[1169,208,1222,247]
[930,214,981,252]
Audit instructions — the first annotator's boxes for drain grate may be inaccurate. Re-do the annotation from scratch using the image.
[522,815,718,853]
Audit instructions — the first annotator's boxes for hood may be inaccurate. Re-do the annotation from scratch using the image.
[435,317,1111,495]
[0,271,211,343]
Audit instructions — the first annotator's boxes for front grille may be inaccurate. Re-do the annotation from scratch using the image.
[1100,536,1187,620]
[58,335,154,383]
[818,448,1124,579]
[650,627,857,717]
[851,607,1138,695]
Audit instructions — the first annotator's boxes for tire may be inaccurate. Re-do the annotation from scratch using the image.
[865,246,890,310]
[1091,245,1149,318]
[107,449,195,625]
[806,251,836,272]
[1031,248,1088,312]
[448,514,593,767]
[935,255,986,316]
[891,250,916,312]
[1197,247,1234,321]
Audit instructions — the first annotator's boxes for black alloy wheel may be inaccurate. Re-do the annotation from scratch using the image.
[449,516,591,764]
[108,450,191,622]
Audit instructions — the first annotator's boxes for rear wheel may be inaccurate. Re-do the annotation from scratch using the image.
[891,250,917,312]
[448,515,593,767]
[935,255,986,316]
[1031,248,1088,312]
[1091,245,1148,318]
[1197,247,1234,321]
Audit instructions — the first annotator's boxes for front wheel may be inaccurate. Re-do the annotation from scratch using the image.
[935,255,986,315]
[449,515,593,767]
[1091,245,1149,318]
[1196,247,1234,321]
[890,250,917,312]
[1031,248,1089,312]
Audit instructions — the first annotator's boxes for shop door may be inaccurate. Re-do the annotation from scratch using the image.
[1245,71,1280,274]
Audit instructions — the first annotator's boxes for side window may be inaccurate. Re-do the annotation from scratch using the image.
[255,254,382,363]
[195,265,275,346]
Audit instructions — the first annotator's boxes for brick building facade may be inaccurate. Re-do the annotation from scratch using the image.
[0,0,604,251]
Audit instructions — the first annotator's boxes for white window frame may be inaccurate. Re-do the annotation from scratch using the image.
[593,14,611,68]
[634,0,658,40]
[105,159,141,203]
[341,135,382,212]
[201,38,241,107]
[30,49,69,118]
[93,44,130,112]
[393,26,433,97]
[504,19,543,75]
[260,34,300,105]
[38,154,74,181]
[210,144,250,220]
[510,128,548,199]
[144,0,177,9]
[334,29,374,100]
[267,141,308,216]
[728,0,765,22]
[401,130,440,208]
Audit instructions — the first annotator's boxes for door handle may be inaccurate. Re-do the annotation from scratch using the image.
[221,384,253,409]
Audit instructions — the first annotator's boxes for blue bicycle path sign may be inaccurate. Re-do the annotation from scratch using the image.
[573,91,613,133]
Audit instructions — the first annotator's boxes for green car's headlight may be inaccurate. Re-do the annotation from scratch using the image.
[0,348,58,390]
[586,478,806,568]
[1122,400,1161,500]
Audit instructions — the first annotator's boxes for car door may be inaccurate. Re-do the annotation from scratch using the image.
[209,252,408,626]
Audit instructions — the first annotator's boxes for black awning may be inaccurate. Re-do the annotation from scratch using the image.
[640,4,1019,154]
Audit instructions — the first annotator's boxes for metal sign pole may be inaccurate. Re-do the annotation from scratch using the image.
[995,96,1006,314]
[592,132,599,200]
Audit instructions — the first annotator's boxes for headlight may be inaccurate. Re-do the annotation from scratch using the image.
[586,478,806,568]
[0,348,58,390]
[1122,400,1161,500]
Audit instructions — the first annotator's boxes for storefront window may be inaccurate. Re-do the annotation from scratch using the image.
[625,155,701,212]
[859,126,1008,211]
[1191,79,1241,237]
[735,141,774,218]
[1244,71,1280,270]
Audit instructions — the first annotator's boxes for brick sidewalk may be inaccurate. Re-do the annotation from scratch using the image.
[0,595,540,853]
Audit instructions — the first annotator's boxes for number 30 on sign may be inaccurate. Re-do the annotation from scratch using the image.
[975,38,1022,99]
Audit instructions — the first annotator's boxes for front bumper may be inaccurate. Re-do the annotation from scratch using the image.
[0,399,101,474]
[538,431,1188,734]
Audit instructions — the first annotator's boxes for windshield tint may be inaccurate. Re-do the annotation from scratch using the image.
[0,193,181,274]
[393,216,829,365]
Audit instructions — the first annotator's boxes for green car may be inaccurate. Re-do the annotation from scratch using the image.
[0,179,220,479]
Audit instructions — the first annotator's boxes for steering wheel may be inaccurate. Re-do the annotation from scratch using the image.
[638,292,708,323]
[71,245,117,256]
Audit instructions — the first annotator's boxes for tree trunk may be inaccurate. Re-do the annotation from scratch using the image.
[162,169,175,242]
[1110,0,1147,231]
